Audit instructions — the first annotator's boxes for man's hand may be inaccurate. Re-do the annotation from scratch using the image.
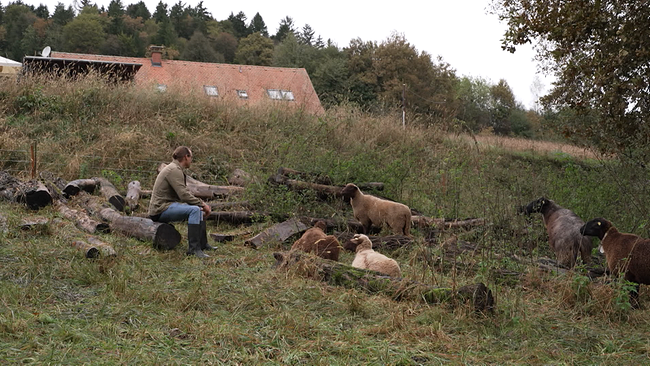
[202,202,212,216]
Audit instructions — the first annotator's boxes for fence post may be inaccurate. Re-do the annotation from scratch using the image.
[30,141,37,179]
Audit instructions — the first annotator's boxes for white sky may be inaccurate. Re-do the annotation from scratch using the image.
[23,0,554,109]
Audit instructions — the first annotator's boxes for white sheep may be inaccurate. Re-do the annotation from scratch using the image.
[350,234,402,277]
[340,183,411,236]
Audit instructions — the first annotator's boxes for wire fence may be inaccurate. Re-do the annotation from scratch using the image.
[0,144,222,187]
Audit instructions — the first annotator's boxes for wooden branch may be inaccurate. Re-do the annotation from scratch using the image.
[125,181,141,210]
[158,163,245,199]
[245,218,308,249]
[273,251,495,313]
[54,200,110,234]
[92,177,126,212]
[63,179,97,197]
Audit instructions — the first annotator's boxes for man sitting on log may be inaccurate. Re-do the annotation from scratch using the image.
[148,146,215,258]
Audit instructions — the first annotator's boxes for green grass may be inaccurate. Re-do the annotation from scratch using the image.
[2,76,650,364]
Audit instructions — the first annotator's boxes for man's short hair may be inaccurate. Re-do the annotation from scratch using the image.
[172,146,191,160]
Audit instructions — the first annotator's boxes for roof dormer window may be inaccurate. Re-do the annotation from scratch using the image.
[204,85,218,97]
[237,90,248,99]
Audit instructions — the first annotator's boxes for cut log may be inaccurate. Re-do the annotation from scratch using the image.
[208,201,253,211]
[412,216,488,230]
[0,171,53,210]
[273,251,495,313]
[20,217,49,231]
[54,201,110,234]
[269,174,343,198]
[72,240,100,258]
[207,210,267,224]
[86,236,117,256]
[78,194,181,250]
[125,181,141,210]
[245,218,308,249]
[63,179,97,197]
[92,177,126,212]
[157,163,245,199]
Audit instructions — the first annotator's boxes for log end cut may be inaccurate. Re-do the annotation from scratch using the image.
[153,223,182,251]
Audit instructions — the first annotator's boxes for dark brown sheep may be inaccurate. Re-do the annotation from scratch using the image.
[340,183,411,236]
[523,197,593,268]
[580,218,650,307]
[290,220,340,261]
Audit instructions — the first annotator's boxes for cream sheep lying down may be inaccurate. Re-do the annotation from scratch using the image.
[350,234,402,278]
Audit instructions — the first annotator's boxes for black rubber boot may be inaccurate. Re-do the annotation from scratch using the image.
[187,224,210,258]
[200,220,217,251]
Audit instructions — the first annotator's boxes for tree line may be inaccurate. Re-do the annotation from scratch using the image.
[1,0,549,137]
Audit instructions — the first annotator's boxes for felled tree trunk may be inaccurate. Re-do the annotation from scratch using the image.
[208,201,253,211]
[157,163,245,199]
[93,177,126,212]
[55,201,110,234]
[269,174,342,198]
[207,210,265,224]
[299,216,385,235]
[0,171,52,210]
[126,181,141,210]
[245,218,308,249]
[412,215,487,230]
[273,251,495,313]
[63,179,97,197]
[79,194,181,250]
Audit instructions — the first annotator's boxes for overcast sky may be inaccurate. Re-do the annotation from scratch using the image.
[22,0,553,109]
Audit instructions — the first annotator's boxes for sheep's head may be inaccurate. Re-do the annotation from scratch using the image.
[580,218,612,240]
[350,234,372,252]
[314,220,327,231]
[522,197,550,215]
[340,183,360,199]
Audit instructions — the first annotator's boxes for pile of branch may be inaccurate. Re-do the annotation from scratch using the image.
[273,250,495,313]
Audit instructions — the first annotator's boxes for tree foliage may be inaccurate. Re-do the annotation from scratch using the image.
[234,32,273,66]
[492,0,650,155]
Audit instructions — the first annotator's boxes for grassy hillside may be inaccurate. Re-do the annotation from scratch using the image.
[2,76,650,364]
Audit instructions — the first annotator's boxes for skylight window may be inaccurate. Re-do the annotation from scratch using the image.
[237,90,249,99]
[267,89,294,101]
[157,84,167,92]
[204,85,218,97]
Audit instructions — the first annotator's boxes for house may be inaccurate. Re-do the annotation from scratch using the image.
[22,47,324,115]
[0,56,21,76]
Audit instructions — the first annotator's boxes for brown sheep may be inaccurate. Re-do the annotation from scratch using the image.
[291,220,340,261]
[580,218,650,307]
[340,183,411,236]
[523,197,593,268]
[350,234,401,277]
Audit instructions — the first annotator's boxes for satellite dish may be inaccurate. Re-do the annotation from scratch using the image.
[41,46,51,57]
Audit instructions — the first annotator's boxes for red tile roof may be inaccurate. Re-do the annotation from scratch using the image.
[50,51,325,115]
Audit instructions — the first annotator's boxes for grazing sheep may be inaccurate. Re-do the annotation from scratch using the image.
[291,220,340,261]
[340,183,411,236]
[580,218,650,307]
[523,197,593,268]
[350,234,402,277]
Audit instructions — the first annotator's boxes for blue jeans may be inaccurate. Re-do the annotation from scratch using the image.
[157,202,203,225]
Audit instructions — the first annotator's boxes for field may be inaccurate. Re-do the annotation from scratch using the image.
[2,77,650,365]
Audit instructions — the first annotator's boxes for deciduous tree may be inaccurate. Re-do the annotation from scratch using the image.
[234,32,273,66]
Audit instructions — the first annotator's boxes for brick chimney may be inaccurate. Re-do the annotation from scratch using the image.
[150,45,163,67]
